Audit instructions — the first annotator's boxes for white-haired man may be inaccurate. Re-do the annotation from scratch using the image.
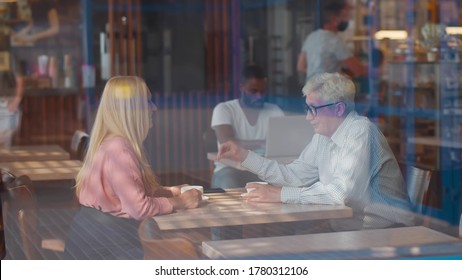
[217,72,414,232]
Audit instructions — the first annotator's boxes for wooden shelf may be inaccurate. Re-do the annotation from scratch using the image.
[408,137,462,149]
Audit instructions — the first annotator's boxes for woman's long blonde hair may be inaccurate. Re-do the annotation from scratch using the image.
[75,76,159,196]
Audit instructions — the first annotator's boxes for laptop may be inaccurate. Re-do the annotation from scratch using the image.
[209,115,314,166]
[264,115,315,163]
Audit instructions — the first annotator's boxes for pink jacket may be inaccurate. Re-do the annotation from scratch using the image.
[78,136,173,219]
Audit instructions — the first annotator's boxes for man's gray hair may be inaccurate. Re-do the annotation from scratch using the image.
[302,72,356,107]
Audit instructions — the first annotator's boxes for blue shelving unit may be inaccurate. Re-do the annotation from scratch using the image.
[376,0,461,225]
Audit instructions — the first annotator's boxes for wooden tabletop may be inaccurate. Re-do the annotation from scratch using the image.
[0,145,70,162]
[202,226,461,259]
[152,188,353,231]
[3,160,81,181]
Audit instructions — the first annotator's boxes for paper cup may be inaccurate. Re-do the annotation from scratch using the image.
[180,185,204,194]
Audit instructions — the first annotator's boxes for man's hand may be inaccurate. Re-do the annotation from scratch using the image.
[242,183,282,203]
[216,140,249,162]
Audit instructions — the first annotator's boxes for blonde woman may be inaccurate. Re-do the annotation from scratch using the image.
[64,76,201,259]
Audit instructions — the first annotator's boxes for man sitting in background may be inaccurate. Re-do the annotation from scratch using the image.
[211,64,284,188]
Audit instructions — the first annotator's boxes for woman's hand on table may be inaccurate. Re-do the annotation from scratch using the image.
[168,189,202,210]
[168,184,188,197]
[156,184,188,197]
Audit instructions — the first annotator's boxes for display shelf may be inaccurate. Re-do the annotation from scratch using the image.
[408,137,462,149]
[382,58,461,224]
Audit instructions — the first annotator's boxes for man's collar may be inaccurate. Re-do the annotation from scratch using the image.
[330,111,358,146]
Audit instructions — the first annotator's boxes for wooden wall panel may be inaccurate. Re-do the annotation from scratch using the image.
[108,0,142,76]
[14,92,83,152]
[146,92,224,186]
[205,0,232,97]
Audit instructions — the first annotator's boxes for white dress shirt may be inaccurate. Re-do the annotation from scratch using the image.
[242,111,414,230]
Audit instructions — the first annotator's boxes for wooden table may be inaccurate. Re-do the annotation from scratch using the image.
[0,145,70,162]
[2,160,81,181]
[202,226,461,259]
[152,188,353,231]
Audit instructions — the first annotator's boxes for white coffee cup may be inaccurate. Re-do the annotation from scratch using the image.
[245,181,268,193]
[180,185,204,194]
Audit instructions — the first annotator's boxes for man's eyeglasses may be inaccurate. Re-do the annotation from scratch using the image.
[304,102,341,117]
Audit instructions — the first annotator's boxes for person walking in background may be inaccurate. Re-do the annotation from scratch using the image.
[217,73,414,233]
[211,64,284,189]
[11,0,59,46]
[0,3,25,147]
[64,76,202,259]
[0,54,25,147]
[297,0,366,82]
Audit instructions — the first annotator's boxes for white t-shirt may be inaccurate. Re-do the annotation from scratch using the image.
[301,29,352,82]
[211,99,284,172]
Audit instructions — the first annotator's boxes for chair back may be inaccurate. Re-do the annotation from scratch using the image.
[70,130,89,160]
[2,172,66,259]
[202,128,218,183]
[203,128,218,153]
[399,163,432,213]
[0,171,6,259]
[0,196,4,260]
[2,175,41,259]
[459,213,461,238]
[78,135,90,161]
[138,218,199,260]
[1,169,16,188]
